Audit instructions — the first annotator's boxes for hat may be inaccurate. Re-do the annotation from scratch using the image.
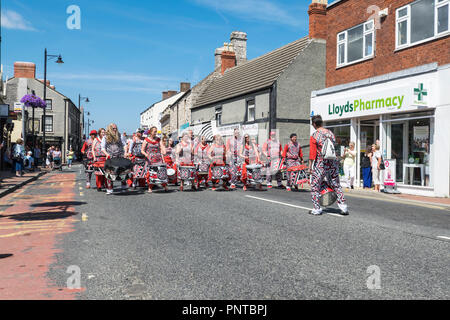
[90,130,98,136]
[136,128,144,133]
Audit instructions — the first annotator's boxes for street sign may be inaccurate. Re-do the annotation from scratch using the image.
[14,102,23,113]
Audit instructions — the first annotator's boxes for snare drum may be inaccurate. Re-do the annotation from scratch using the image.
[288,165,309,186]
[197,162,210,176]
[167,168,176,177]
[148,164,168,184]
[179,166,196,181]
[211,166,229,180]
[246,164,263,184]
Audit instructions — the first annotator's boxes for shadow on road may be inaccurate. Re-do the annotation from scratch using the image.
[3,211,79,221]
[0,254,14,259]
[31,201,87,207]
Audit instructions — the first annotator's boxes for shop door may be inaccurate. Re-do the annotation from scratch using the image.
[391,123,404,183]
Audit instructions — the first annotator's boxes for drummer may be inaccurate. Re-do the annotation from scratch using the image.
[141,126,169,193]
[101,123,128,195]
[208,134,229,191]
[239,134,261,191]
[128,128,146,189]
[92,128,107,192]
[283,133,304,191]
[81,130,97,189]
[194,135,210,189]
[163,137,178,185]
[176,132,196,191]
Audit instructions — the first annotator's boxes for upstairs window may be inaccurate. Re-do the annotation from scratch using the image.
[396,0,450,49]
[45,99,52,110]
[337,20,375,67]
[215,107,222,126]
[246,99,255,122]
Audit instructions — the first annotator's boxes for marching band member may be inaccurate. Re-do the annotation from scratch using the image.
[81,130,97,189]
[194,135,210,189]
[226,128,241,189]
[208,134,229,191]
[262,131,284,189]
[283,133,304,191]
[92,128,106,192]
[176,132,196,191]
[163,137,178,185]
[101,123,128,195]
[128,129,146,189]
[239,134,261,191]
[141,126,169,193]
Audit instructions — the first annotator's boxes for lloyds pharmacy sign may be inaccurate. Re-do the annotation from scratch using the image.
[315,82,430,121]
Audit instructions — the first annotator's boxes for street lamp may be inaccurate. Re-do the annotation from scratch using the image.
[43,48,64,153]
[79,95,90,137]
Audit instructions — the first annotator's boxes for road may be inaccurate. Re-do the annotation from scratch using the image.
[1,164,449,299]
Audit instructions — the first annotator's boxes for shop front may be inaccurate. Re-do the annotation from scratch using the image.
[311,64,450,197]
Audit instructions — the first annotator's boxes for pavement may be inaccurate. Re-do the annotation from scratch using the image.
[0,164,449,300]
[0,169,47,199]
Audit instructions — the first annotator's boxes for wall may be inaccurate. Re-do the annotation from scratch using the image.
[326,0,450,87]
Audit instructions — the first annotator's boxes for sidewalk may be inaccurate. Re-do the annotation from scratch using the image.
[342,187,450,208]
[0,169,48,199]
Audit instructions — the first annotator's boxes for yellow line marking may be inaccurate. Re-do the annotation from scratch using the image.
[81,213,88,221]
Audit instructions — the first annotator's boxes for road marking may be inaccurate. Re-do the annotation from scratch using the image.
[80,192,84,196]
[437,236,450,240]
[345,193,446,211]
[81,213,88,222]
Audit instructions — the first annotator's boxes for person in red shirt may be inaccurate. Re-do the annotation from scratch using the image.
[92,128,106,191]
[283,133,304,191]
[309,115,348,216]
[81,130,97,189]
[194,136,210,189]
[262,131,284,189]
[208,134,229,191]
[226,128,241,189]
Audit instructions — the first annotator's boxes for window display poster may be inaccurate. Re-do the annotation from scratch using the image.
[383,159,396,187]
[413,126,429,152]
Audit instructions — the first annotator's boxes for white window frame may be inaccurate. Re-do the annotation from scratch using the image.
[336,19,375,68]
[395,0,450,50]
[246,99,255,122]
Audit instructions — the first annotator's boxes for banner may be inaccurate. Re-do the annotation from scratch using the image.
[383,159,396,187]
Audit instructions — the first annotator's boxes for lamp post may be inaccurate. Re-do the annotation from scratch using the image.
[79,95,89,137]
[43,48,63,153]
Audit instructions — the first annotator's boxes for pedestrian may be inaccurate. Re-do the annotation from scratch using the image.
[102,123,128,195]
[13,139,25,177]
[208,134,229,191]
[67,147,74,169]
[92,128,107,192]
[226,128,242,189]
[262,131,284,189]
[141,126,169,193]
[24,151,34,171]
[81,130,97,189]
[361,145,372,189]
[343,141,356,189]
[371,144,383,192]
[283,133,304,192]
[34,145,41,168]
[309,115,348,216]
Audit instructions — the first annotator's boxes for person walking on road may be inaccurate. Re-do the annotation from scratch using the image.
[81,130,97,189]
[283,133,304,192]
[262,131,284,189]
[309,115,348,216]
[92,128,107,192]
[226,128,242,189]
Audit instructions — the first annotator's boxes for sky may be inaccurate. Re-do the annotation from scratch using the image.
[1,0,311,134]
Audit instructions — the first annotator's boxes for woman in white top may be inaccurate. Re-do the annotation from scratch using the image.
[343,141,356,189]
[371,144,382,192]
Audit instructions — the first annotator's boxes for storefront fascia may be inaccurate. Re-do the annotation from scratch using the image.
[311,67,450,197]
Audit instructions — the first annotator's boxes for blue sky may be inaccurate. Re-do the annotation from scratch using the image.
[1,0,311,134]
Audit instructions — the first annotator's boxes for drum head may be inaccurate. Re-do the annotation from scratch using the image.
[247,164,262,170]
[167,168,176,176]
[320,190,338,207]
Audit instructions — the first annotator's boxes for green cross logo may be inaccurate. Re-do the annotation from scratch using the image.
[414,83,427,101]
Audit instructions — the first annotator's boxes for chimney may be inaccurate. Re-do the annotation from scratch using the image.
[50,85,55,90]
[215,47,224,70]
[167,90,178,98]
[221,51,236,75]
[14,62,36,79]
[180,82,191,92]
[308,0,327,40]
[162,91,169,100]
[230,31,247,66]
[38,79,51,87]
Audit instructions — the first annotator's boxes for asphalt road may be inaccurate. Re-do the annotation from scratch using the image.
[47,164,450,299]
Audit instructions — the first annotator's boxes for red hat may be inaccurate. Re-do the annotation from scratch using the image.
[90,130,98,136]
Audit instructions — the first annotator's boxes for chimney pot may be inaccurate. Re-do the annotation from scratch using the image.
[14,62,36,79]
[180,82,191,92]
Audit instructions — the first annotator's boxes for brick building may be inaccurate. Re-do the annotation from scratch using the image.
[311,0,450,197]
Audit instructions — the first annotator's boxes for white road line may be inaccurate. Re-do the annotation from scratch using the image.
[437,236,450,240]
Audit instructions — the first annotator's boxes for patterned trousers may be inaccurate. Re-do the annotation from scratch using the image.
[229,160,240,185]
[266,162,283,186]
[311,159,346,210]
[286,159,301,187]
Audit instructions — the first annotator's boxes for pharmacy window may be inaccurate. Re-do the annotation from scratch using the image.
[396,0,450,49]
[337,20,375,68]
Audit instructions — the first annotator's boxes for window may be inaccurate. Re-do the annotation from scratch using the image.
[337,20,374,67]
[45,99,52,110]
[396,0,450,49]
[215,107,222,126]
[246,99,255,122]
[42,115,53,132]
